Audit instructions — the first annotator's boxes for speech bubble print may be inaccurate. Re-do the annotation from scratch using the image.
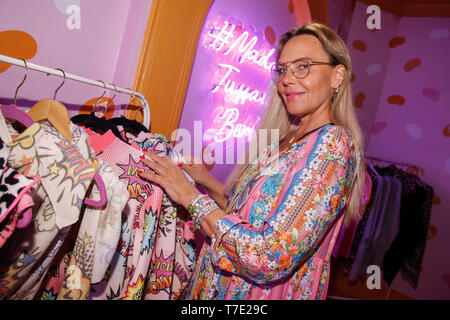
[387,95,405,106]
[405,123,422,140]
[443,124,450,137]
[404,58,421,72]
[430,28,449,39]
[422,88,440,102]
[264,26,276,46]
[388,36,405,48]
[355,92,365,108]
[371,121,387,134]
[352,40,367,52]
[0,30,37,73]
[366,64,381,75]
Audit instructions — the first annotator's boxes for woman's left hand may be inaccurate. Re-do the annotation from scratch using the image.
[138,151,200,208]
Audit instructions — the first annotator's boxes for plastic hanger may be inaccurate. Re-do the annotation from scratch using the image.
[71,81,128,142]
[106,91,149,135]
[27,68,73,141]
[84,171,108,207]
[0,58,35,127]
[71,80,108,129]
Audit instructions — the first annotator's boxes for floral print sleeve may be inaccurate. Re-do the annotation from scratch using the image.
[210,126,357,284]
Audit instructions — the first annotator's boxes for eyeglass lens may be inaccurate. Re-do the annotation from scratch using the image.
[272,60,311,82]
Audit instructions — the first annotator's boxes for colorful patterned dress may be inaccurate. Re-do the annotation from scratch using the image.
[184,124,358,300]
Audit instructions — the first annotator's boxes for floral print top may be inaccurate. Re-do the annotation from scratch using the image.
[184,124,358,300]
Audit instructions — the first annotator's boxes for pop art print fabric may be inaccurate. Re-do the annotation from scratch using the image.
[131,131,196,300]
[0,121,100,299]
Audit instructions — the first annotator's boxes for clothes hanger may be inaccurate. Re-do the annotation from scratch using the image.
[84,171,108,208]
[71,80,107,129]
[27,68,73,141]
[0,58,35,127]
[26,70,107,207]
[106,90,149,135]
[71,82,128,142]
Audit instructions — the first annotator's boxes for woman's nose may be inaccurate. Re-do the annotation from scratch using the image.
[281,65,297,85]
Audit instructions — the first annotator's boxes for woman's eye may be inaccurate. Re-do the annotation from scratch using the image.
[296,64,309,71]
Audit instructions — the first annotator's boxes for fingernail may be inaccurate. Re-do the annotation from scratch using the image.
[140,156,145,160]
[177,162,183,167]
[142,149,148,152]
[137,170,143,175]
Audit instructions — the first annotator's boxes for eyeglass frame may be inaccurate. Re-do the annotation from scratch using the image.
[271,57,337,82]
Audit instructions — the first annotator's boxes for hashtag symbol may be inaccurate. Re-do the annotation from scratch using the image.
[208,21,235,51]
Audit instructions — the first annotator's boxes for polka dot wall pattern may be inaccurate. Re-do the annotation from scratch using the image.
[0,30,38,73]
[347,1,450,299]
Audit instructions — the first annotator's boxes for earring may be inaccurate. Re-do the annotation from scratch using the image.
[334,86,339,93]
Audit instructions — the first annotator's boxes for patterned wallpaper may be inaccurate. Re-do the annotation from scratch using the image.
[329,0,450,299]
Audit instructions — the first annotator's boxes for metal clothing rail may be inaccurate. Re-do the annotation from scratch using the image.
[0,54,150,128]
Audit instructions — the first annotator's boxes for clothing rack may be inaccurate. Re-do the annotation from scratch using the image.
[365,155,417,170]
[0,54,150,128]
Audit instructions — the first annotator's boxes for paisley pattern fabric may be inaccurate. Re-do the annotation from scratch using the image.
[184,125,358,300]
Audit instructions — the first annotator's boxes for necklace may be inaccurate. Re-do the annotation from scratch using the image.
[288,123,332,144]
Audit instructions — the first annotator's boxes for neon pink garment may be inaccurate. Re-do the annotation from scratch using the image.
[86,129,165,300]
[131,131,197,299]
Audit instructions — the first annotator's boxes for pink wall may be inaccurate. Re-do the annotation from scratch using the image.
[0,0,151,115]
[345,1,450,299]
[177,0,306,184]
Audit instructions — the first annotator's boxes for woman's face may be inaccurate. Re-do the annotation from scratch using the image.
[276,34,342,123]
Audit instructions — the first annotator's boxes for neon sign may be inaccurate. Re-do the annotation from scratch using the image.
[208,21,276,71]
[202,17,275,144]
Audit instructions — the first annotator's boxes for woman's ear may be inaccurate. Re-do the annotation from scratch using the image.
[332,64,346,89]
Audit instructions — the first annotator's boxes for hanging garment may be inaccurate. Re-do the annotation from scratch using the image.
[345,167,380,272]
[370,175,402,269]
[0,136,39,248]
[130,131,196,299]
[183,125,358,300]
[348,172,388,282]
[376,165,433,288]
[36,160,128,300]
[357,175,392,281]
[0,120,100,299]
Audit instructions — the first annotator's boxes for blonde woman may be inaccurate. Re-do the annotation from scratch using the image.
[138,22,365,300]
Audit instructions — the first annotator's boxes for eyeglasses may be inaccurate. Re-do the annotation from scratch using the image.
[271,58,335,83]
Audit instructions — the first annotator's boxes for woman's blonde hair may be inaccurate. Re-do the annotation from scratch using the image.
[224,22,365,226]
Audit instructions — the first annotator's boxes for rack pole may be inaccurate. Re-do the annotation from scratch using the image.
[0,54,150,128]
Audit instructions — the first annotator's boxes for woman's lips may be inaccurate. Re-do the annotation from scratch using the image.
[285,91,305,100]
